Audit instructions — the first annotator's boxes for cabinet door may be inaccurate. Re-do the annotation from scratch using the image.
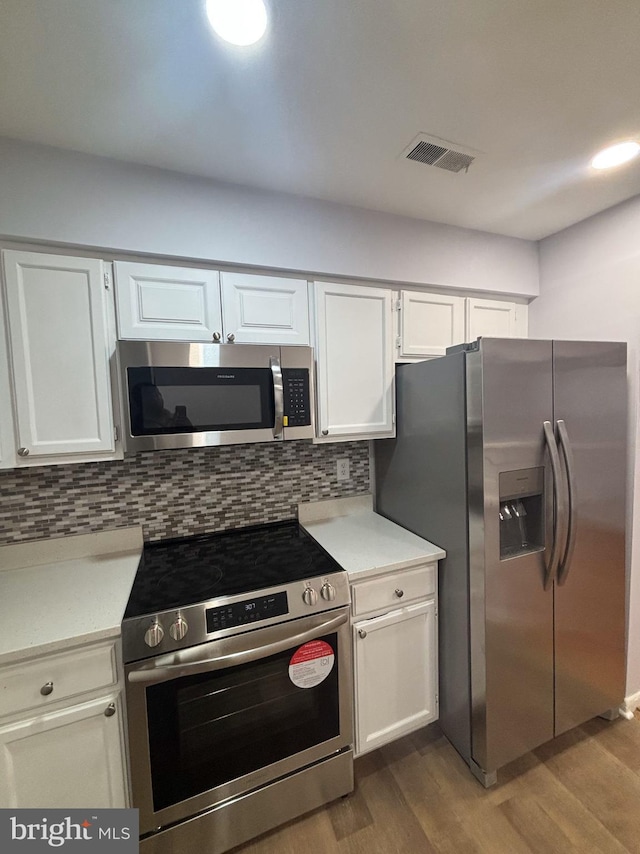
[313,282,394,439]
[0,283,16,469]
[114,261,222,341]
[0,694,128,808]
[220,272,309,345]
[354,601,437,756]
[399,291,465,358]
[3,251,116,459]
[465,297,527,341]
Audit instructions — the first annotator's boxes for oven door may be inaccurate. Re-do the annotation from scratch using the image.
[117,342,287,452]
[125,608,353,836]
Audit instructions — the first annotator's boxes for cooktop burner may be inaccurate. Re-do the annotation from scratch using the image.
[123,520,343,619]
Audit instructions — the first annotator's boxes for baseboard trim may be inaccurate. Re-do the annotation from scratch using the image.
[622,690,640,714]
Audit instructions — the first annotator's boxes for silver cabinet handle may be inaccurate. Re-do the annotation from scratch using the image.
[40,682,53,696]
[321,430,329,436]
[104,703,116,717]
[394,589,404,598]
[212,332,221,342]
[227,333,235,342]
[556,419,577,586]
[18,447,29,457]
[270,357,284,439]
[543,420,568,591]
[358,629,367,639]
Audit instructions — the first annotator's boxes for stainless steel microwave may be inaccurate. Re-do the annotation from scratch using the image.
[116,342,315,453]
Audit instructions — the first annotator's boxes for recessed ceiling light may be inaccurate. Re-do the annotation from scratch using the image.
[590,141,640,170]
[205,0,267,46]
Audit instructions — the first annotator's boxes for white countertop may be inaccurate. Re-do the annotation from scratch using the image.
[0,527,143,666]
[299,496,445,581]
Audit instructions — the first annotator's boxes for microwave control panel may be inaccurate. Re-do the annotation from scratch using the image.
[282,368,311,427]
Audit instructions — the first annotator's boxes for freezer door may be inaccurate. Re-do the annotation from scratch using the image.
[469,338,555,773]
[553,341,627,735]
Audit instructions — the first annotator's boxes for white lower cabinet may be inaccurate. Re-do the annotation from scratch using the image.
[0,694,128,809]
[351,564,438,757]
[0,641,129,809]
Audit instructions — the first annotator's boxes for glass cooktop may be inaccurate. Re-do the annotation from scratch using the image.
[123,520,343,619]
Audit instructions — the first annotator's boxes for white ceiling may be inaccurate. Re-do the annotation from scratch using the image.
[0,0,639,240]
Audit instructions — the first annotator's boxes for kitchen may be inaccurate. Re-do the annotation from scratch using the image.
[1,1,640,852]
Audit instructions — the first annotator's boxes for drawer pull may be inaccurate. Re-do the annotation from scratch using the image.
[358,629,367,639]
[40,682,54,696]
[104,703,116,717]
[394,589,404,598]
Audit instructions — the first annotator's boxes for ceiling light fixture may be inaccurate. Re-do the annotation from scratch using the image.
[590,141,640,170]
[205,0,268,46]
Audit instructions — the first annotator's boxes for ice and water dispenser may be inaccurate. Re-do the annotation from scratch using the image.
[498,468,545,559]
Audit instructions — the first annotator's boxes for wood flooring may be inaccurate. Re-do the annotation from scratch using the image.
[236,712,640,854]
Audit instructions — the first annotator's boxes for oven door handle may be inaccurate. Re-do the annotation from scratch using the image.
[127,610,348,684]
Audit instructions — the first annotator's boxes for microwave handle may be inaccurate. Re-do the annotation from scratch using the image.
[270,357,284,438]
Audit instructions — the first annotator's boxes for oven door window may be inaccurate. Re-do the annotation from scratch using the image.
[127,367,274,435]
[146,633,340,812]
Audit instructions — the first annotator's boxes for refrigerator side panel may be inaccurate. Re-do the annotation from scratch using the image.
[375,354,471,762]
[553,341,627,734]
[472,338,555,773]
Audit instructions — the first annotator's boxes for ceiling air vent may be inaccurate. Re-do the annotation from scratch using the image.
[403,134,478,174]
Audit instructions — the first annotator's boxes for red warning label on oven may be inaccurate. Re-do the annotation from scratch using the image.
[289,640,335,689]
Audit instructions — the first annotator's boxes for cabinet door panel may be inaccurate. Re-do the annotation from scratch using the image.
[0,694,128,808]
[0,282,16,468]
[354,600,437,756]
[114,261,221,341]
[400,291,465,357]
[466,297,526,341]
[3,251,115,458]
[314,282,394,438]
[220,272,309,344]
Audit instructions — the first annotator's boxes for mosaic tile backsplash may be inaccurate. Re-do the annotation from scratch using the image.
[0,441,370,545]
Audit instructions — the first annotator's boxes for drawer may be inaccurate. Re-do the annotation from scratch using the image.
[0,642,118,718]
[352,564,436,617]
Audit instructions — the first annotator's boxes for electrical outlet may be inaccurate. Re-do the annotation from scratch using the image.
[337,458,350,481]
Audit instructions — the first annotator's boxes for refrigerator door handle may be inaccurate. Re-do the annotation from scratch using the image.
[556,419,577,586]
[543,420,568,590]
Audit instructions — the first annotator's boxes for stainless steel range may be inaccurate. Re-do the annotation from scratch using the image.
[121,521,354,854]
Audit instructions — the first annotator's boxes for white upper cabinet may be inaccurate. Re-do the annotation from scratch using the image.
[313,282,395,440]
[396,291,528,361]
[399,291,465,358]
[114,262,310,346]
[220,271,309,345]
[0,285,16,469]
[466,296,527,340]
[114,261,222,342]
[3,251,117,461]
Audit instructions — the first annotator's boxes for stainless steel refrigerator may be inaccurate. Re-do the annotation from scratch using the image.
[375,338,627,785]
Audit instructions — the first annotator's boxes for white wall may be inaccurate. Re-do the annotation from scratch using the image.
[529,193,640,698]
[0,137,538,297]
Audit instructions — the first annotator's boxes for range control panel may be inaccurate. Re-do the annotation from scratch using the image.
[206,591,289,633]
[282,368,311,427]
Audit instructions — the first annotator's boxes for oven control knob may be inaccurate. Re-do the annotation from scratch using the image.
[144,620,164,648]
[169,616,189,642]
[302,586,318,606]
[320,582,336,602]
